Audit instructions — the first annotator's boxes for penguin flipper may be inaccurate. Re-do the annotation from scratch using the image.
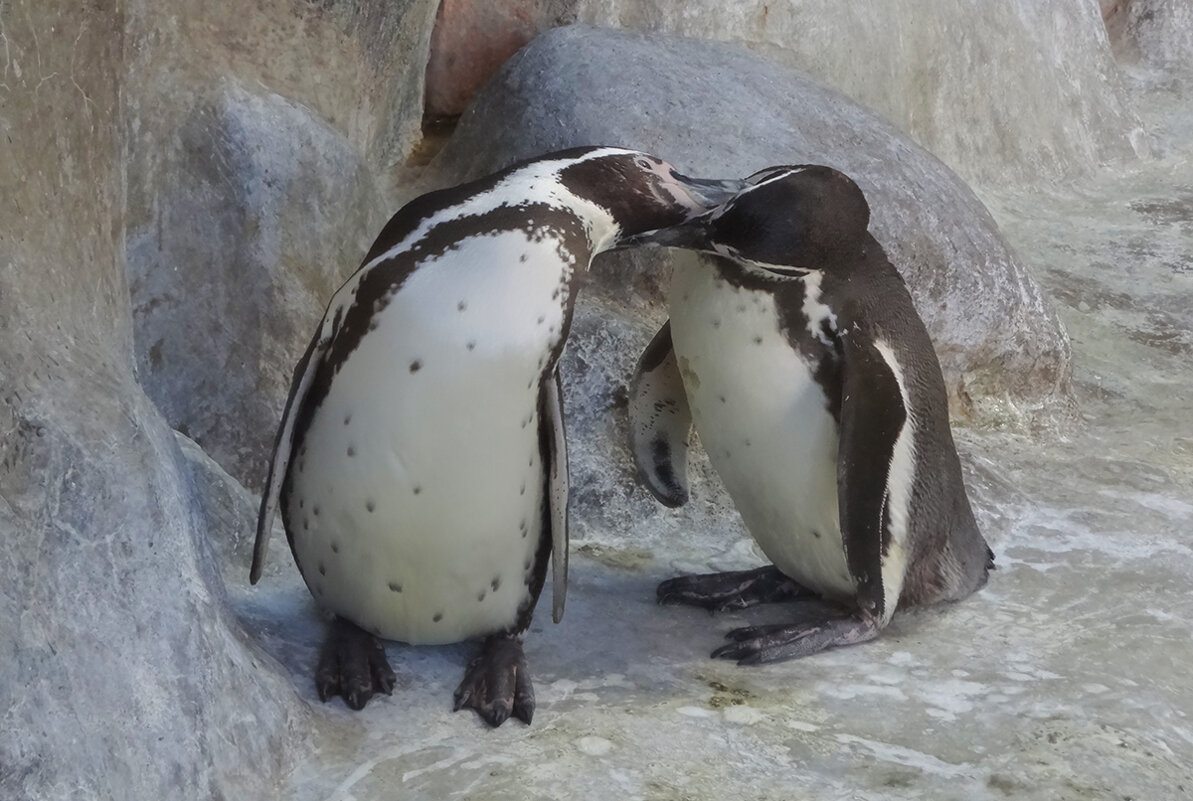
[629,321,693,508]
[251,325,328,584]
[837,328,912,625]
[543,369,569,624]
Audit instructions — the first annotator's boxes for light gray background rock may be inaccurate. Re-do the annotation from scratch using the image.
[1111,0,1193,77]
[564,0,1148,187]
[127,86,386,491]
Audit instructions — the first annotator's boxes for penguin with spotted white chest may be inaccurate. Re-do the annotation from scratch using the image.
[251,147,742,725]
[626,165,994,664]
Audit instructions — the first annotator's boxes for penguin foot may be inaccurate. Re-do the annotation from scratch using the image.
[453,635,535,727]
[314,616,397,710]
[712,615,880,665]
[657,566,807,612]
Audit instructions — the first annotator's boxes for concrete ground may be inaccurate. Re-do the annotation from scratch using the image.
[234,75,1193,801]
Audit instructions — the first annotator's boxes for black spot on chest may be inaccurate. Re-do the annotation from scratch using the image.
[286,201,591,484]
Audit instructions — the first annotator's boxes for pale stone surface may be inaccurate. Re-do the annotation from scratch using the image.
[1111,0,1193,75]
[432,25,1074,424]
[565,0,1146,187]
[413,1,1148,187]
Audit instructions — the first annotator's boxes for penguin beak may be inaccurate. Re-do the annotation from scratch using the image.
[671,173,747,209]
[619,210,715,251]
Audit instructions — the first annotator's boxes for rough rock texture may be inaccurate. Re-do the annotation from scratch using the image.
[123,0,439,490]
[127,86,386,491]
[564,0,1145,187]
[425,0,541,118]
[0,3,311,798]
[419,0,1144,187]
[1108,0,1193,75]
[433,25,1073,424]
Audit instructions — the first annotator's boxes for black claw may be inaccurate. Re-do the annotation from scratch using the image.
[344,686,370,711]
[485,701,513,728]
[512,661,536,725]
[711,642,751,662]
[710,614,882,666]
[735,651,766,667]
[371,648,397,695]
[453,635,535,728]
[513,703,534,726]
[314,617,396,711]
[315,675,338,703]
[656,566,805,612]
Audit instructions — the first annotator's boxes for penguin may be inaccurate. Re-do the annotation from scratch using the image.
[251,146,742,725]
[625,165,994,665]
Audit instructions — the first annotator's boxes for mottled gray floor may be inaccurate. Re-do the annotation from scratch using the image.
[235,82,1193,801]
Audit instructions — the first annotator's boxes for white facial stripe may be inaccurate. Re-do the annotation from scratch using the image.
[873,339,916,624]
[359,150,638,274]
[746,165,806,190]
[712,244,813,278]
[713,166,807,221]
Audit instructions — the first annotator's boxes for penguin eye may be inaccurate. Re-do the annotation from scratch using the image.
[634,156,654,171]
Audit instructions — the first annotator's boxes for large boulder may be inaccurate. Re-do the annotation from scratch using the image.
[433,25,1073,424]
[127,86,387,493]
[123,0,440,491]
[424,24,1076,569]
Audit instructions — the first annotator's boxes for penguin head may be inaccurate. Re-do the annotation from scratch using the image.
[624,165,872,277]
[555,149,746,249]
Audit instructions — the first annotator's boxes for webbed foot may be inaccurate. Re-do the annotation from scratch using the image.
[657,565,808,612]
[453,635,535,727]
[314,616,397,710]
[712,614,880,665]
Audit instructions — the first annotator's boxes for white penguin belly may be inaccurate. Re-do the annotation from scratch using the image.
[669,259,856,601]
[287,231,570,644]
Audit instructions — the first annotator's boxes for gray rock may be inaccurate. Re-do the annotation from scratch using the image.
[433,25,1074,425]
[560,0,1144,187]
[127,86,387,492]
[1111,0,1193,76]
[175,430,267,586]
[0,2,317,797]
[122,0,441,490]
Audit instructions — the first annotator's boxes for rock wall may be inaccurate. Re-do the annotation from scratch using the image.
[0,2,337,798]
[426,0,1146,187]
[123,0,1155,490]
